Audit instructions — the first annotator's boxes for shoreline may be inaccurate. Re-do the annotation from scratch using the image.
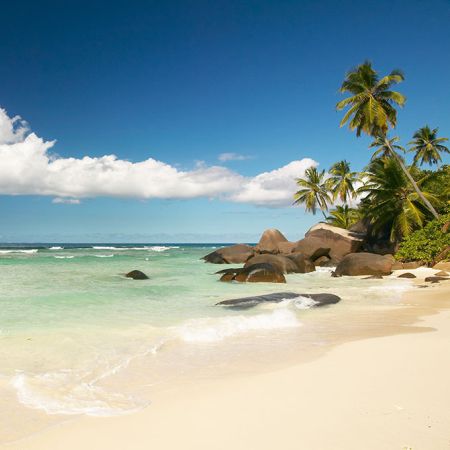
[3,278,450,450]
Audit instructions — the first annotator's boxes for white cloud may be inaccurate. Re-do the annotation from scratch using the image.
[0,108,317,207]
[218,152,251,162]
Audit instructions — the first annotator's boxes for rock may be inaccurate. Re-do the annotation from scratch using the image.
[286,253,316,273]
[334,253,394,277]
[203,244,255,264]
[216,292,341,309]
[292,223,364,263]
[434,271,449,277]
[244,253,315,274]
[215,268,242,275]
[244,254,298,274]
[392,261,404,270]
[398,272,417,279]
[254,229,294,254]
[362,275,383,279]
[125,270,149,280]
[219,263,286,283]
[313,255,332,267]
[424,276,449,283]
[433,261,450,271]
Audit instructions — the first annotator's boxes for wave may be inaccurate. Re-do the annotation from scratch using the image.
[94,254,114,258]
[11,372,148,416]
[49,246,63,250]
[174,309,301,343]
[54,255,75,259]
[0,249,38,254]
[91,246,179,252]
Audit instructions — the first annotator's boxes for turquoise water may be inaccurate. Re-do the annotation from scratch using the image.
[0,244,415,437]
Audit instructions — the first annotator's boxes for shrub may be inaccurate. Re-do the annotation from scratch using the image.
[395,213,450,263]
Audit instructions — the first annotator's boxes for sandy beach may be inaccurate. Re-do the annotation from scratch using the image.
[4,278,449,450]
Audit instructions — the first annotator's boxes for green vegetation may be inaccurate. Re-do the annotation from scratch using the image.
[395,213,450,263]
[293,167,331,219]
[293,61,449,263]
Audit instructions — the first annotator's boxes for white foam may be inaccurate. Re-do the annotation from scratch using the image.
[92,246,178,251]
[54,255,75,259]
[94,254,114,258]
[0,249,38,254]
[49,246,63,250]
[293,296,319,309]
[11,372,148,417]
[175,309,301,343]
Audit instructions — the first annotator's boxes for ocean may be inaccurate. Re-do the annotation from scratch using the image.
[0,243,415,442]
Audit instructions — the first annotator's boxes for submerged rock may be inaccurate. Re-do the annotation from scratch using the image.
[362,275,383,279]
[216,292,341,309]
[125,270,149,280]
[424,276,449,283]
[398,272,417,279]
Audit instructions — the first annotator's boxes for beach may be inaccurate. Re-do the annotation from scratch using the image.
[2,262,449,450]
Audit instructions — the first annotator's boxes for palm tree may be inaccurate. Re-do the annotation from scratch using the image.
[409,126,449,167]
[336,61,405,137]
[369,135,404,160]
[294,167,331,219]
[358,157,440,242]
[337,61,440,219]
[327,160,359,203]
[326,205,359,229]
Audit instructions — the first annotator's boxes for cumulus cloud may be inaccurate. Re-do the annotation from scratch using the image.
[218,152,251,162]
[0,108,317,207]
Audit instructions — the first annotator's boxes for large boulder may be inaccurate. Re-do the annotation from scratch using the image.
[244,253,314,274]
[126,270,149,280]
[334,253,394,277]
[219,263,286,283]
[433,261,450,271]
[203,244,255,264]
[216,292,341,309]
[254,229,295,254]
[292,223,364,263]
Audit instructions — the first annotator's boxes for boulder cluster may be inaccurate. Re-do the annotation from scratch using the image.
[203,223,402,283]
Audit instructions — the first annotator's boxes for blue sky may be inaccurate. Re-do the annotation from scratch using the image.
[0,0,449,242]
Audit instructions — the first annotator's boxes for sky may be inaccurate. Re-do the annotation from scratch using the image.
[0,0,449,243]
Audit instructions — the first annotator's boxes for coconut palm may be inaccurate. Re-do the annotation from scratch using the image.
[358,157,440,242]
[369,135,404,160]
[336,61,406,137]
[408,126,449,167]
[294,167,331,219]
[327,160,359,203]
[326,205,359,229]
[337,61,440,219]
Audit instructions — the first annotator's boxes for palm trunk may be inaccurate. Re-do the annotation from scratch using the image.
[385,138,440,219]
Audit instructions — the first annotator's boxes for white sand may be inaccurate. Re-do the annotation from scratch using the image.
[4,282,450,450]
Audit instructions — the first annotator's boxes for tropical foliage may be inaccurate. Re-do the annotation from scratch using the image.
[336,61,405,137]
[408,126,449,166]
[293,167,331,218]
[357,157,440,241]
[395,212,450,263]
[326,160,359,202]
[326,205,359,229]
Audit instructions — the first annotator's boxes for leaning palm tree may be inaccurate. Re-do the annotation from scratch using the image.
[294,167,331,219]
[337,61,440,219]
[327,160,359,203]
[408,126,449,167]
[358,157,440,242]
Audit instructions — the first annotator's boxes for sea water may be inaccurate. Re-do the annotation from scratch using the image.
[0,244,415,442]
